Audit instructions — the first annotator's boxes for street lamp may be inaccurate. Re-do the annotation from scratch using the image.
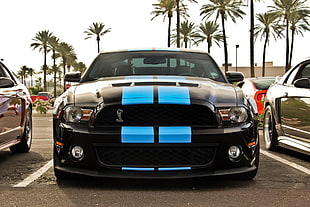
[235,45,239,72]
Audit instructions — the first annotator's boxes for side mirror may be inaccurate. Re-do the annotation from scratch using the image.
[226,71,244,83]
[0,77,15,88]
[65,72,81,82]
[294,78,310,89]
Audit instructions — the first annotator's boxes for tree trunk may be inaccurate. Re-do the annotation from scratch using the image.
[168,16,172,47]
[262,33,269,77]
[53,50,57,97]
[43,46,47,91]
[97,36,100,53]
[176,0,180,48]
[285,18,290,71]
[63,60,67,92]
[221,12,229,72]
[288,28,295,70]
[250,0,255,77]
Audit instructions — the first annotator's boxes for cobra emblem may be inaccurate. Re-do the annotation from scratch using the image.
[115,109,124,123]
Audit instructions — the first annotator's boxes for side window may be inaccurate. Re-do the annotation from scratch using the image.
[0,66,8,77]
[300,64,310,78]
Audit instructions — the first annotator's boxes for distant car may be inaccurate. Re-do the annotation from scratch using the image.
[37,92,51,100]
[53,49,259,180]
[0,61,32,153]
[238,77,276,115]
[263,59,310,155]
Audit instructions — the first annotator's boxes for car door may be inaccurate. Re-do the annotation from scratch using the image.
[0,68,24,146]
[280,62,310,141]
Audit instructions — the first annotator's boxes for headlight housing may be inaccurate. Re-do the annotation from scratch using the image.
[62,106,93,123]
[219,107,248,123]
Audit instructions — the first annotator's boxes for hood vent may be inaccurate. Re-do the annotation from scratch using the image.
[179,82,199,87]
[112,82,132,87]
[134,82,176,86]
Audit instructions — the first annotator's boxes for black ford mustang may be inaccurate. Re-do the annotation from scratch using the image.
[53,49,259,179]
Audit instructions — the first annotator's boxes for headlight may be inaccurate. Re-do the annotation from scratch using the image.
[63,106,93,123]
[219,107,248,123]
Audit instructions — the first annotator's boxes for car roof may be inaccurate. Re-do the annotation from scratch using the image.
[99,48,209,55]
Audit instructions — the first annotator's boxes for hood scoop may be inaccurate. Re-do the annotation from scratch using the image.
[112,81,199,88]
[112,82,132,87]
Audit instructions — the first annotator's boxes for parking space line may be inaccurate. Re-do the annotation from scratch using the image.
[261,150,310,175]
[13,159,53,188]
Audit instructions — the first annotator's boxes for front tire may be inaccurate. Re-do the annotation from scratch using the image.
[10,108,32,153]
[263,105,278,151]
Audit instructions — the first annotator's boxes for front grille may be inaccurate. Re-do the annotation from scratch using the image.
[96,145,216,168]
[94,104,218,126]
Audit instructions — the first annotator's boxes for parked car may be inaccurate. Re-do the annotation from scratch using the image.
[0,61,32,153]
[30,92,51,102]
[237,77,276,115]
[263,59,310,155]
[53,49,259,180]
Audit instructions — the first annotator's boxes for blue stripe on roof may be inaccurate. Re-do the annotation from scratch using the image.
[159,126,192,143]
[122,86,154,105]
[158,86,190,105]
[121,127,154,143]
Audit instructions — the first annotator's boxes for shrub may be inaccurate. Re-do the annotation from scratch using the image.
[33,99,53,114]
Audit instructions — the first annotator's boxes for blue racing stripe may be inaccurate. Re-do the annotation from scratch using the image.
[158,167,191,171]
[121,127,154,143]
[122,167,155,171]
[122,86,154,105]
[158,86,190,105]
[159,126,192,143]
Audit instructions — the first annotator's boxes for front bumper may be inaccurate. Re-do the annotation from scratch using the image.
[53,121,259,178]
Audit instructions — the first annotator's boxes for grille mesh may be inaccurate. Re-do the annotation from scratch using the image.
[96,146,216,167]
[95,104,218,126]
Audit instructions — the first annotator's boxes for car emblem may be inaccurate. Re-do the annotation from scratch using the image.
[115,109,124,123]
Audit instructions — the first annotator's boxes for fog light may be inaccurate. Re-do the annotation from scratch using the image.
[228,146,242,160]
[71,146,84,160]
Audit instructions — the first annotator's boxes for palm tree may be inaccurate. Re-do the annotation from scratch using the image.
[73,62,87,74]
[27,68,35,87]
[171,20,197,48]
[195,21,223,53]
[200,0,246,72]
[151,0,189,47]
[288,8,310,68]
[247,0,262,77]
[254,12,284,77]
[269,0,309,71]
[84,22,111,53]
[18,65,29,84]
[48,36,60,97]
[175,0,197,47]
[56,42,77,91]
[151,0,177,47]
[30,30,53,91]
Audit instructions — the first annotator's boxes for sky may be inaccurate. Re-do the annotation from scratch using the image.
[1,0,310,75]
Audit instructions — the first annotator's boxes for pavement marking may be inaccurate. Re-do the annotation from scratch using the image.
[261,150,310,175]
[13,159,53,188]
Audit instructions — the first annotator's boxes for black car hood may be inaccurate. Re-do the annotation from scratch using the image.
[68,76,244,108]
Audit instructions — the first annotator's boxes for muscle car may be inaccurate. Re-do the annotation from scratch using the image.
[263,59,310,155]
[53,49,259,180]
[0,61,32,153]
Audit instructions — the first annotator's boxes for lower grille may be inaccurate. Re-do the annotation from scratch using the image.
[96,145,216,168]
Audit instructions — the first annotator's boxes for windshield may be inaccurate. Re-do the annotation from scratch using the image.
[81,51,226,83]
[252,78,275,90]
